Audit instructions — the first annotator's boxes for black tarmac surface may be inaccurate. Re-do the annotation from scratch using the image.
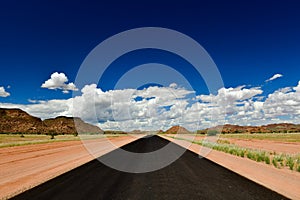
[12,136,288,200]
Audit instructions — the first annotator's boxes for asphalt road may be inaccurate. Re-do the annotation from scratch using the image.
[12,136,288,200]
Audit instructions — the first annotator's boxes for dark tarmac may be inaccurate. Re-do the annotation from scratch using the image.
[12,136,288,200]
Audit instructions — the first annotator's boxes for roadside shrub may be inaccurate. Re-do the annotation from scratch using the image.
[286,156,294,170]
[49,132,57,139]
[247,151,255,160]
[273,154,284,167]
[240,150,245,157]
[197,130,206,135]
[272,157,278,168]
[256,152,264,162]
[217,139,230,144]
[207,130,219,136]
[279,157,284,166]
[265,156,270,164]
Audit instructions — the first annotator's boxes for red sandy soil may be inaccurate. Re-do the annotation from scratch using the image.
[161,135,300,200]
[183,135,299,154]
[224,138,300,154]
[0,135,142,200]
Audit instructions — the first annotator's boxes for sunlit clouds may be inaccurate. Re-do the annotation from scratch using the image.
[0,86,10,97]
[1,77,299,131]
[41,72,78,93]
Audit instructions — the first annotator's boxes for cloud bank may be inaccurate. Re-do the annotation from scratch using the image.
[1,80,300,131]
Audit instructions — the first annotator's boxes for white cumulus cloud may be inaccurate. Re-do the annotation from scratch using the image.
[263,81,300,118]
[265,73,283,82]
[41,72,78,93]
[197,85,263,105]
[169,83,177,88]
[0,86,10,97]
[1,81,300,131]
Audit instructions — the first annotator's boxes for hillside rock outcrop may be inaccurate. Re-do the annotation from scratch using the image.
[0,108,42,134]
[0,108,103,134]
[165,125,190,134]
[202,123,300,134]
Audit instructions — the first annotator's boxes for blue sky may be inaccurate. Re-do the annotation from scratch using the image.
[0,0,299,130]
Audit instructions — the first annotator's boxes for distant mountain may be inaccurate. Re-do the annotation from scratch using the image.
[165,125,191,134]
[198,123,300,134]
[0,108,103,134]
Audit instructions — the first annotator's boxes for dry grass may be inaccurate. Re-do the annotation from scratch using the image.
[0,134,125,148]
[219,133,300,142]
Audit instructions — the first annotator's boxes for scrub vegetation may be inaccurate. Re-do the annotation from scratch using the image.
[168,135,300,172]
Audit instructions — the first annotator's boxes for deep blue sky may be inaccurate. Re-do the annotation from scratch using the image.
[0,0,299,104]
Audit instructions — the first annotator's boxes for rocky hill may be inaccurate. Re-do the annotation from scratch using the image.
[0,108,103,134]
[43,116,103,135]
[164,125,191,134]
[200,123,300,134]
[0,108,43,134]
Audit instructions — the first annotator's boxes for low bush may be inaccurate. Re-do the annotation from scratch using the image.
[265,156,270,164]
[286,156,294,170]
[217,139,230,144]
[272,157,278,168]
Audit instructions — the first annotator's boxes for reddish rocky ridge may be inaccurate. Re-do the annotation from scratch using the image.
[202,123,300,134]
[0,108,103,135]
[164,125,191,134]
